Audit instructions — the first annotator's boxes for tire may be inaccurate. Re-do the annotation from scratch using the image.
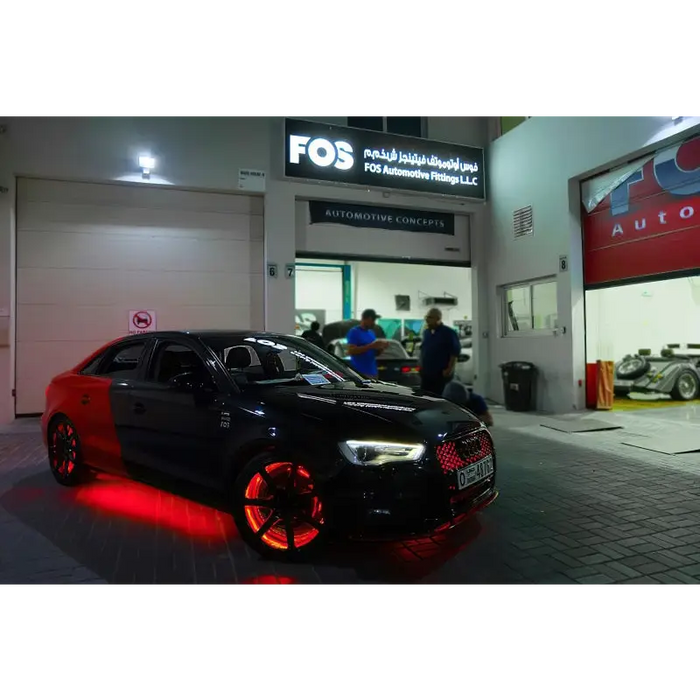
[232,453,326,561]
[47,415,87,486]
[616,356,650,380]
[671,371,700,401]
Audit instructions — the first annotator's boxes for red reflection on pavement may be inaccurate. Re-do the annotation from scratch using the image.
[74,475,237,540]
[243,575,297,584]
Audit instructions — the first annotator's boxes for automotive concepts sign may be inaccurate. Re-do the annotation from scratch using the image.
[285,119,485,200]
[582,134,700,286]
[308,201,455,235]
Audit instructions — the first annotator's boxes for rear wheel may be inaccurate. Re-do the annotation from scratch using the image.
[48,416,86,486]
[232,454,326,561]
[671,371,699,401]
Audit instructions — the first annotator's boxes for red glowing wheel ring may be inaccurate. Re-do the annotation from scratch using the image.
[48,416,84,486]
[235,459,325,557]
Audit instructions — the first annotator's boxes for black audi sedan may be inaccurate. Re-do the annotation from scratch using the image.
[43,330,497,560]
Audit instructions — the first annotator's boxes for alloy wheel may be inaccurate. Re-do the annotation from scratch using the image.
[49,419,78,479]
[243,462,324,552]
[677,373,699,400]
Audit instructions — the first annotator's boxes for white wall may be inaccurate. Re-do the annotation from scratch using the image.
[487,116,700,412]
[293,257,471,328]
[353,261,471,325]
[0,115,489,423]
[586,277,700,362]
[295,265,344,325]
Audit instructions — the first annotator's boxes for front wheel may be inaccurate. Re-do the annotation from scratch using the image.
[232,454,326,561]
[48,416,87,486]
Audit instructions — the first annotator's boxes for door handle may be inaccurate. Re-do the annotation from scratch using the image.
[81,394,91,405]
[133,402,146,415]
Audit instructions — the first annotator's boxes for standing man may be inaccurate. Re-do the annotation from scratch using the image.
[301,321,324,350]
[420,307,461,396]
[346,309,388,379]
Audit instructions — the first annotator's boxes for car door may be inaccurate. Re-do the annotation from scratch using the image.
[80,338,153,475]
[125,339,228,488]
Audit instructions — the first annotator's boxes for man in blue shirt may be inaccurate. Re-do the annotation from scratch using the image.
[346,309,388,379]
[420,307,461,396]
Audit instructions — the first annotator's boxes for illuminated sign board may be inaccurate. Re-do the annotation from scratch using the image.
[284,119,485,200]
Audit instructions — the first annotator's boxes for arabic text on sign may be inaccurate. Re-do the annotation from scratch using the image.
[363,148,479,174]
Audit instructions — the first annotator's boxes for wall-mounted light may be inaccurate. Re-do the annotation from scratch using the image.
[138,155,156,180]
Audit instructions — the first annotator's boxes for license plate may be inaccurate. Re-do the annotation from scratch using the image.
[456,455,494,490]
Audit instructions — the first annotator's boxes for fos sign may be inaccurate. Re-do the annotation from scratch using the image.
[284,119,485,200]
[289,135,354,171]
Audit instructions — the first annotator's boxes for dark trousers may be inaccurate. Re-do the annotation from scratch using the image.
[421,374,448,396]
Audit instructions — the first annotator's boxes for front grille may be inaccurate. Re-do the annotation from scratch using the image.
[436,429,493,474]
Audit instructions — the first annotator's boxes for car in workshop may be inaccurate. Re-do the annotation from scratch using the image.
[42,330,498,561]
[614,345,700,401]
[328,337,421,387]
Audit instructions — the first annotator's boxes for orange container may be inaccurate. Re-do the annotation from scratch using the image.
[585,363,598,408]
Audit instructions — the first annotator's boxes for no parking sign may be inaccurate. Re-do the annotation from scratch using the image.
[128,310,157,335]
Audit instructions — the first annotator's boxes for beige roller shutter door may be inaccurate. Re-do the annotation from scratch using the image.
[15,178,264,415]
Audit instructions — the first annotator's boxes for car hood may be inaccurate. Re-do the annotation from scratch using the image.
[251,382,482,443]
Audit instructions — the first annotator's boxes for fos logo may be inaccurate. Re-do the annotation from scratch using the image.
[289,134,354,171]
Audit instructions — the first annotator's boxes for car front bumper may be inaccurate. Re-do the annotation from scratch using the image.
[322,429,497,540]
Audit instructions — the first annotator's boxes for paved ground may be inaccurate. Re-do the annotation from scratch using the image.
[3,406,700,584]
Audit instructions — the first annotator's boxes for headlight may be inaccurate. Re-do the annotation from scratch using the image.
[339,440,425,466]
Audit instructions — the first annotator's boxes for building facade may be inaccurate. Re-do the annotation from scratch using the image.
[2,115,699,424]
[487,116,700,412]
[0,117,490,422]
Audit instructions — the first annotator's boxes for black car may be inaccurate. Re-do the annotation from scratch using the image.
[43,330,498,560]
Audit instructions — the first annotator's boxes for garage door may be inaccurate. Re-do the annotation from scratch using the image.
[582,133,700,287]
[16,178,264,415]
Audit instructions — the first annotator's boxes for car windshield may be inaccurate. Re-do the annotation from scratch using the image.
[203,334,366,387]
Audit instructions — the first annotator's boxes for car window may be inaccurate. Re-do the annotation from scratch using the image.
[80,353,105,376]
[101,342,148,379]
[203,335,364,387]
[148,343,208,384]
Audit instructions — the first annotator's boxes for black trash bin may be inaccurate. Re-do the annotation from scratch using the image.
[500,361,537,412]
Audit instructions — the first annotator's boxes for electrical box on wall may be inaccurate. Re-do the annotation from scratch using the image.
[423,296,458,307]
[395,295,411,311]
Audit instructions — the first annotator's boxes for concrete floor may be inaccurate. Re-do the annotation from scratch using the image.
[2,405,700,584]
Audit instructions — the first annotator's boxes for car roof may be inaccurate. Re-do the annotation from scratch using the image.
[112,330,290,344]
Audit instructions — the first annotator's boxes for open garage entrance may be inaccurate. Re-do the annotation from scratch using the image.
[582,133,700,412]
[294,197,474,387]
[15,178,264,415]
